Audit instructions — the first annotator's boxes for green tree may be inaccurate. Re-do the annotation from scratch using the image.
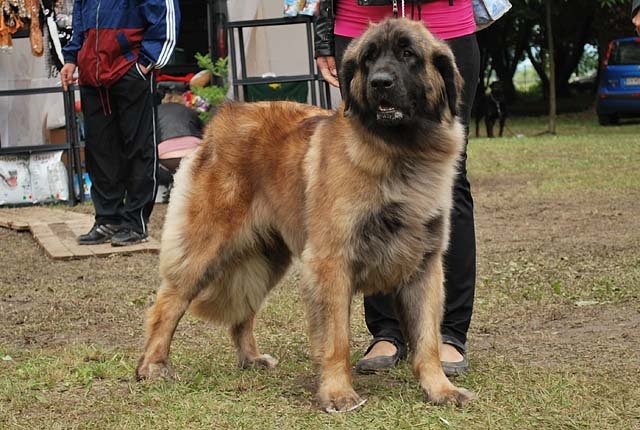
[476,2,536,100]
[478,0,631,102]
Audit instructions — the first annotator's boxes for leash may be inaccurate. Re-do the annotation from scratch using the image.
[489,93,502,117]
[392,0,405,18]
[392,0,453,18]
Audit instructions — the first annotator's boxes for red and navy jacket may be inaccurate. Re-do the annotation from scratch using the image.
[62,0,180,88]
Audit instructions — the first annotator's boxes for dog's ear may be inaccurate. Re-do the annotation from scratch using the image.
[432,53,462,118]
[339,58,358,117]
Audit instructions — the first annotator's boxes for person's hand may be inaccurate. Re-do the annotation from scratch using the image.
[634,9,640,35]
[316,56,339,88]
[60,63,76,91]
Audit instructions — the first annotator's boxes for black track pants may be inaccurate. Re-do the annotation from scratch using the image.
[335,33,481,353]
[80,65,158,235]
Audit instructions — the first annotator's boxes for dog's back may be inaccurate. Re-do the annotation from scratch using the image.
[160,101,332,308]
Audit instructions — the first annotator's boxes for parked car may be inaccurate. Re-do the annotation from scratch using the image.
[596,37,640,125]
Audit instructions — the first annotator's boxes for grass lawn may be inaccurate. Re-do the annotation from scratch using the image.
[1,112,639,429]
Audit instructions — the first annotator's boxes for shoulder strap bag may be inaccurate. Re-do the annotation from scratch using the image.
[473,0,512,31]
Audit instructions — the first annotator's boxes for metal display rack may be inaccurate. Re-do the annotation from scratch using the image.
[226,15,332,108]
[0,86,84,205]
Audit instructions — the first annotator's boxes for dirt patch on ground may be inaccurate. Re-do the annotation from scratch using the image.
[0,181,638,376]
[470,178,640,371]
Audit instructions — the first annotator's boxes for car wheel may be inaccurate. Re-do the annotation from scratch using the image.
[598,114,618,126]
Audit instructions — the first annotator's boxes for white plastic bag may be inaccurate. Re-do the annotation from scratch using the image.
[473,0,512,31]
[29,151,69,203]
[0,155,33,205]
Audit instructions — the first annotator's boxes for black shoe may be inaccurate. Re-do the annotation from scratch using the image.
[77,223,122,245]
[111,228,148,247]
[441,355,469,377]
[355,338,406,374]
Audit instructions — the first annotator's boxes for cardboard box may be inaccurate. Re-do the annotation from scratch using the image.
[47,127,66,144]
[45,126,85,167]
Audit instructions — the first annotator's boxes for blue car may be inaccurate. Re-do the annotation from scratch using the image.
[596,37,640,125]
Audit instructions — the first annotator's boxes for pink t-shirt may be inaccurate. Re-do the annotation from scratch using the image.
[158,136,200,159]
[335,0,475,41]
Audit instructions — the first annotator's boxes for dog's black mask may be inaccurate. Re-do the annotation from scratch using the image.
[340,20,460,140]
[342,37,425,131]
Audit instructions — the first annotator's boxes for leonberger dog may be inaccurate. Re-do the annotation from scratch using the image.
[136,18,474,411]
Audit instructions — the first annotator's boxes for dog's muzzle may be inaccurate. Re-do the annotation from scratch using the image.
[369,71,406,124]
[377,104,404,122]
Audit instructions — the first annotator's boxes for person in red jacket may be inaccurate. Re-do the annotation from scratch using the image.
[60,0,180,246]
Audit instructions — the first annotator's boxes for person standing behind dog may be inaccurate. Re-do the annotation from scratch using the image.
[633,0,640,34]
[315,0,479,376]
[60,0,180,246]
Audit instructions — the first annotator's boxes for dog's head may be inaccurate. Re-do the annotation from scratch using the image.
[489,81,506,102]
[340,18,463,132]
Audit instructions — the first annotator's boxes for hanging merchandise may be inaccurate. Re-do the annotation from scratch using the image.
[39,0,66,70]
[284,0,318,17]
[0,0,44,55]
[283,0,304,17]
[0,3,25,50]
[49,0,72,69]
[45,12,63,68]
[27,0,43,55]
[299,0,319,16]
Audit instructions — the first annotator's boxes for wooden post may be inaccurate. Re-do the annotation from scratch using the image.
[546,0,557,134]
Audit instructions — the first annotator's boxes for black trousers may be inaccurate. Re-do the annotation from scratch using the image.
[335,33,480,354]
[80,66,158,235]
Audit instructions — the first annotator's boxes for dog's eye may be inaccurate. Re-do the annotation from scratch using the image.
[402,50,414,58]
[365,50,376,62]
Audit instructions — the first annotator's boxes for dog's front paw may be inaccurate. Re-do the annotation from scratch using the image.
[319,389,367,413]
[239,354,278,369]
[424,385,475,407]
[135,357,174,381]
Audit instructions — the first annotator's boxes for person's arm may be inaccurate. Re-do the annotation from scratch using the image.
[314,0,339,87]
[60,0,84,90]
[137,0,181,73]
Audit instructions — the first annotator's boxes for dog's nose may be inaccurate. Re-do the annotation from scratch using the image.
[370,71,394,90]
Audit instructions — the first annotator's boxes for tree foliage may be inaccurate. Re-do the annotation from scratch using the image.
[477,0,634,100]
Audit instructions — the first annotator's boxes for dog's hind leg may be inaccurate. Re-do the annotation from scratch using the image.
[228,235,291,369]
[230,315,278,368]
[486,117,495,138]
[395,254,474,407]
[136,219,232,381]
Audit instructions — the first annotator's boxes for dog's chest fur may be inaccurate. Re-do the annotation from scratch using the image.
[346,161,450,293]
[303,120,456,294]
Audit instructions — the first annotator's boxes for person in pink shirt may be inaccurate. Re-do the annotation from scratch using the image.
[315,0,479,377]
